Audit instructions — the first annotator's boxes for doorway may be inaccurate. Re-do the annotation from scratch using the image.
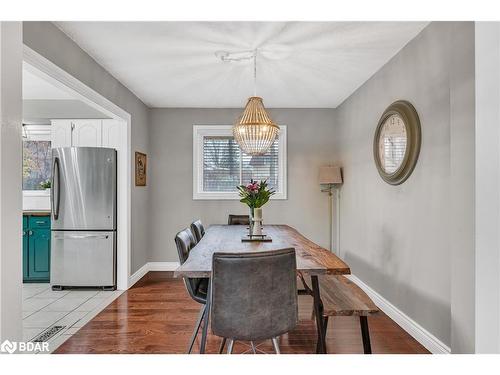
[18,46,131,351]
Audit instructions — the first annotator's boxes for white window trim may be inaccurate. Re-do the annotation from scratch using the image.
[193,125,287,200]
[23,124,51,141]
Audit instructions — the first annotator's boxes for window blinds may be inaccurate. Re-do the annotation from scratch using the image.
[203,136,279,192]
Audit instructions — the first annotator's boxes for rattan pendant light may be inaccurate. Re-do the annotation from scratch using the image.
[233,51,280,156]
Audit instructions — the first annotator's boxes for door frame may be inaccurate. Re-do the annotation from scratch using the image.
[475,22,500,353]
[23,45,132,290]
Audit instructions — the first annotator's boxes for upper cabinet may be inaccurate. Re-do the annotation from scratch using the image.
[51,119,117,149]
[51,120,72,148]
[101,120,122,150]
[72,120,102,147]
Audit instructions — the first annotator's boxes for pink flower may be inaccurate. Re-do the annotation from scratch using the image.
[246,182,259,192]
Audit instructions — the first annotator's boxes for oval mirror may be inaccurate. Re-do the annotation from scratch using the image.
[374,101,421,185]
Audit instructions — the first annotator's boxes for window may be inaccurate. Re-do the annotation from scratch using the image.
[22,125,52,192]
[193,125,287,200]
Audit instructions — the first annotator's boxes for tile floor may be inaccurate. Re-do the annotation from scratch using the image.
[22,283,123,353]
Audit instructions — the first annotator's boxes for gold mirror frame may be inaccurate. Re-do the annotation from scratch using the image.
[373,100,421,185]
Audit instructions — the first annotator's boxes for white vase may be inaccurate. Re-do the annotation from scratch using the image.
[251,207,263,236]
[253,207,262,221]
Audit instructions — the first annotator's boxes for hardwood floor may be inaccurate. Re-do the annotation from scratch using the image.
[55,272,429,354]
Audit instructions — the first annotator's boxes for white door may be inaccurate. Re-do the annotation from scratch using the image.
[51,120,72,148]
[72,120,102,147]
[101,119,122,150]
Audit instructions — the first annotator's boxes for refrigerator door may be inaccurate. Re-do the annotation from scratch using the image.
[51,147,116,230]
[51,231,116,287]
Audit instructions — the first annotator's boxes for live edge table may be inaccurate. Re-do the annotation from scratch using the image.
[174,224,351,354]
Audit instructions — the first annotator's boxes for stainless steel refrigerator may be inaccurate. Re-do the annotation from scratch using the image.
[50,147,117,290]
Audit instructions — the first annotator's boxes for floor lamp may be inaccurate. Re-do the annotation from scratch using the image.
[319,166,343,253]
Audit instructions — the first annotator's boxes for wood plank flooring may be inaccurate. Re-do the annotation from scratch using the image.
[55,272,429,354]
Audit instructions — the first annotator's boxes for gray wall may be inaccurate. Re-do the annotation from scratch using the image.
[149,108,336,262]
[449,22,475,354]
[334,22,475,352]
[23,22,150,273]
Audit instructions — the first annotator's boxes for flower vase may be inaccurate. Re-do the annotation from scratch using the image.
[249,207,254,235]
[251,207,263,236]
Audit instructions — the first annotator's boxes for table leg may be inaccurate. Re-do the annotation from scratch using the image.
[199,279,211,354]
[311,275,326,354]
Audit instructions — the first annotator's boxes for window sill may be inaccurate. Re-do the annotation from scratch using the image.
[23,190,50,197]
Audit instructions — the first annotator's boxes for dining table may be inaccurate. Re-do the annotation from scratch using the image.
[174,224,351,354]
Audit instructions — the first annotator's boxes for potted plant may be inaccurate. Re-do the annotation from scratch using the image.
[237,179,275,235]
[39,179,51,194]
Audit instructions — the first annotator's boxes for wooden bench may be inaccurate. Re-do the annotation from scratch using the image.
[300,275,380,354]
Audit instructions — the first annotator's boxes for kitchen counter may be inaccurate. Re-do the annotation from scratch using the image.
[23,211,51,216]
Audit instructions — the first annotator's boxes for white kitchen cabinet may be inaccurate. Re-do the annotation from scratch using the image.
[50,119,124,151]
[101,119,122,150]
[72,119,102,147]
[50,120,72,148]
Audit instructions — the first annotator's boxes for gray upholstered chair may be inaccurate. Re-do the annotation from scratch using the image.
[174,228,209,353]
[227,214,250,225]
[210,248,298,354]
[190,220,205,244]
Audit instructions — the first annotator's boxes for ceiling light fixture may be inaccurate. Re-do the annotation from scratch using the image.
[216,49,279,156]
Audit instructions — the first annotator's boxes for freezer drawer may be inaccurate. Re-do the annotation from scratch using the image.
[51,230,116,288]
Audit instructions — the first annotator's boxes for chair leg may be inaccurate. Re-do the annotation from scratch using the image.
[199,282,211,354]
[227,339,234,354]
[218,338,227,354]
[359,316,372,354]
[271,337,281,354]
[187,304,206,354]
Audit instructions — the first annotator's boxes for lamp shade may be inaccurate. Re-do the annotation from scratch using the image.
[233,96,280,156]
[319,166,342,184]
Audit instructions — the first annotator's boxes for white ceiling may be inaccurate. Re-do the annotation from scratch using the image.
[22,67,109,122]
[23,68,74,100]
[55,22,428,108]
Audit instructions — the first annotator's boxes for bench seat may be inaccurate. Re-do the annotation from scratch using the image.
[301,274,379,353]
[317,275,379,317]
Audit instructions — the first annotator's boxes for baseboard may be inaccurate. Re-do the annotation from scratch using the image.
[147,262,180,271]
[128,263,150,288]
[128,262,180,288]
[347,274,451,354]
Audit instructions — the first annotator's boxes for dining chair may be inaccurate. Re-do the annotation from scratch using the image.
[227,214,250,225]
[210,248,298,354]
[174,228,209,353]
[190,219,205,244]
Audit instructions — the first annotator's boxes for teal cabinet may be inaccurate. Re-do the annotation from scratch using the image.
[28,229,51,280]
[23,214,51,283]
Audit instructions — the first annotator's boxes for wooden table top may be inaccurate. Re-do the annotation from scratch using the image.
[174,224,350,278]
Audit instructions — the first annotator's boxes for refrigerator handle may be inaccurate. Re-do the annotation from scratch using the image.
[53,234,110,240]
[52,156,61,220]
